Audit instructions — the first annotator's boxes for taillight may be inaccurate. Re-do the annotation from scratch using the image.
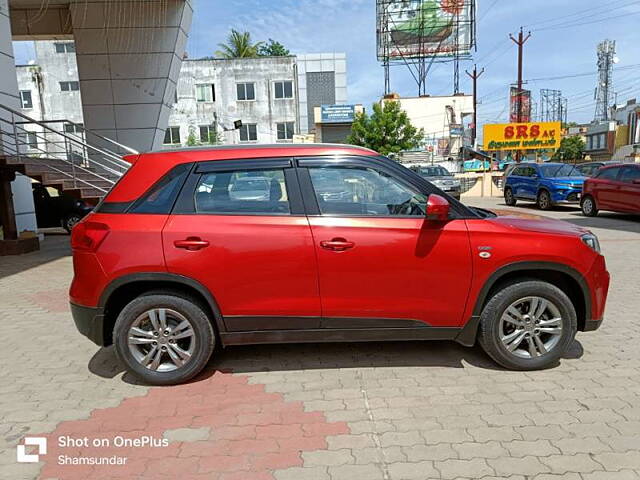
[71,221,110,252]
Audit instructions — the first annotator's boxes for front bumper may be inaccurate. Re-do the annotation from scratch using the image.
[70,302,106,346]
[551,189,582,204]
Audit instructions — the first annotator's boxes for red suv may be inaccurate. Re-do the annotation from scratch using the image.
[70,145,610,385]
[581,163,640,216]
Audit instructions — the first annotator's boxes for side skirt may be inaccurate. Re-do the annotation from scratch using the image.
[220,327,462,346]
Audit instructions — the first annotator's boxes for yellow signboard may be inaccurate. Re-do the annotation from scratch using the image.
[483,121,562,151]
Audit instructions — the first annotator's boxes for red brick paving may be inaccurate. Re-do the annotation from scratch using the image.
[37,371,349,479]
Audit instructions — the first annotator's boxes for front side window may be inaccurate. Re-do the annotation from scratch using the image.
[308,166,427,216]
[276,122,294,140]
[274,81,293,99]
[237,82,256,101]
[620,167,640,183]
[239,124,257,142]
[196,84,215,102]
[163,127,181,145]
[60,81,80,92]
[20,90,33,109]
[597,167,621,181]
[195,169,290,215]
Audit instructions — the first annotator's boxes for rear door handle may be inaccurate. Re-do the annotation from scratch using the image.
[320,238,355,251]
[174,237,210,251]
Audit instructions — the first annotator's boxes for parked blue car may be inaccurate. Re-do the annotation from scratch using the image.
[504,162,586,210]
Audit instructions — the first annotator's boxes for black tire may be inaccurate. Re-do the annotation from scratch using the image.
[537,190,553,210]
[581,195,598,217]
[504,188,517,206]
[113,293,215,385]
[478,280,577,371]
[63,213,82,233]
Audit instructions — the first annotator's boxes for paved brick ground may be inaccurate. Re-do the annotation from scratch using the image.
[1,201,639,480]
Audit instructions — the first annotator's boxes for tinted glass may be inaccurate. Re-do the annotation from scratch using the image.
[417,166,450,177]
[620,167,640,183]
[597,167,621,180]
[309,166,426,216]
[130,164,191,214]
[195,169,290,214]
[540,164,580,177]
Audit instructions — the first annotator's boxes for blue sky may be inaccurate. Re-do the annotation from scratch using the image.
[13,0,640,125]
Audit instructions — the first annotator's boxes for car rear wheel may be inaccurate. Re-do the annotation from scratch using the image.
[504,188,517,206]
[537,190,552,210]
[581,195,598,217]
[114,293,215,385]
[478,280,577,371]
[63,213,82,233]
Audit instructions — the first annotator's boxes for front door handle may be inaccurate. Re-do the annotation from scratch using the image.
[320,238,355,252]
[174,237,210,251]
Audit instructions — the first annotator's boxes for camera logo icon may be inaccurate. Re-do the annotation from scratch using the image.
[17,437,47,463]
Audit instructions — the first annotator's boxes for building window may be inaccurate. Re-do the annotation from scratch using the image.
[20,90,33,109]
[18,132,38,150]
[237,83,256,101]
[54,42,75,53]
[163,127,181,145]
[274,81,293,99]
[64,123,84,134]
[239,124,258,142]
[60,81,80,92]
[276,122,294,140]
[196,84,215,103]
[199,125,217,143]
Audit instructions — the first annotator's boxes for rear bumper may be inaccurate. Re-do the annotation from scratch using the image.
[70,302,105,346]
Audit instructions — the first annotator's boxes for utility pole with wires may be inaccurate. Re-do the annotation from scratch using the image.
[510,27,531,162]
[465,64,484,148]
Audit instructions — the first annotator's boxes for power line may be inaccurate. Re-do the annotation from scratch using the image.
[524,0,640,28]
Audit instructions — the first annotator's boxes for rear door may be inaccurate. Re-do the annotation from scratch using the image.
[163,158,321,331]
[298,156,473,328]
[618,166,640,213]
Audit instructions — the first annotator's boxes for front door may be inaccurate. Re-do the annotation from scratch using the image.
[299,158,473,328]
[163,159,321,331]
[618,166,640,212]
[594,167,622,211]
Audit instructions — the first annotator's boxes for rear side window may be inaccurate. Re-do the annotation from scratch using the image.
[194,169,290,215]
[596,167,621,181]
[129,163,191,214]
[620,166,640,183]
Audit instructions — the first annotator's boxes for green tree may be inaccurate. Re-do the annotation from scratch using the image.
[346,101,424,156]
[215,30,262,59]
[553,135,585,161]
[258,39,290,57]
[186,127,198,147]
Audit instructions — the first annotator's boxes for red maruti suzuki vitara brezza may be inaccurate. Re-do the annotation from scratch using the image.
[70,145,610,385]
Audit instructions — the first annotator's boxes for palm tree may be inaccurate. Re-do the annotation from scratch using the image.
[215,30,263,59]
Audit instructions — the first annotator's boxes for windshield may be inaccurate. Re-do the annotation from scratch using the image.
[417,166,451,177]
[540,164,581,178]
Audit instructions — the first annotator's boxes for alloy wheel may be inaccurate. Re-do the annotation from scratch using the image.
[499,296,563,359]
[582,197,594,215]
[127,308,196,372]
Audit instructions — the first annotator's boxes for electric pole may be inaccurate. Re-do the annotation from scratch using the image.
[509,27,532,123]
[466,64,484,149]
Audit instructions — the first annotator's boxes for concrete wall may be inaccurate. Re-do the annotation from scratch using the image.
[69,0,193,152]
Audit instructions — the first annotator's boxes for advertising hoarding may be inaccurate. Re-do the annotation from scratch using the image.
[320,105,357,124]
[509,87,532,123]
[483,122,562,151]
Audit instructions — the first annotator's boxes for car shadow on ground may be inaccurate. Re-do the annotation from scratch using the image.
[0,234,70,280]
[88,339,584,386]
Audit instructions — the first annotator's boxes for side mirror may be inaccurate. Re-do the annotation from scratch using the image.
[426,194,450,222]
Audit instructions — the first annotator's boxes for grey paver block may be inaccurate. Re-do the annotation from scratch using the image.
[503,440,560,458]
[592,451,640,471]
[539,453,603,474]
[302,449,354,467]
[387,460,439,480]
[327,463,384,480]
[275,466,330,480]
[453,441,507,460]
[380,430,423,447]
[163,427,210,442]
[403,443,457,462]
[436,458,494,479]
[488,456,550,477]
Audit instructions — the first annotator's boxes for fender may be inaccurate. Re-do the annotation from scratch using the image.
[99,272,227,336]
[455,261,591,347]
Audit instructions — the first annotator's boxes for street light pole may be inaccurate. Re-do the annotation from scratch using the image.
[466,64,485,149]
[509,27,532,162]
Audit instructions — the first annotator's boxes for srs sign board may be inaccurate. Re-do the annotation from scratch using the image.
[320,105,356,124]
[484,121,561,151]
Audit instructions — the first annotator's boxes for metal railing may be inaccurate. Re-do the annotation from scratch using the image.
[0,103,135,195]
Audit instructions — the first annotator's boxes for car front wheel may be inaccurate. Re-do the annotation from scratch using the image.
[504,188,517,206]
[581,195,598,217]
[537,190,552,210]
[63,213,82,233]
[113,292,215,385]
[478,280,577,370]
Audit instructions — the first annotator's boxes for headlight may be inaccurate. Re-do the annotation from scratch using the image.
[581,233,601,253]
